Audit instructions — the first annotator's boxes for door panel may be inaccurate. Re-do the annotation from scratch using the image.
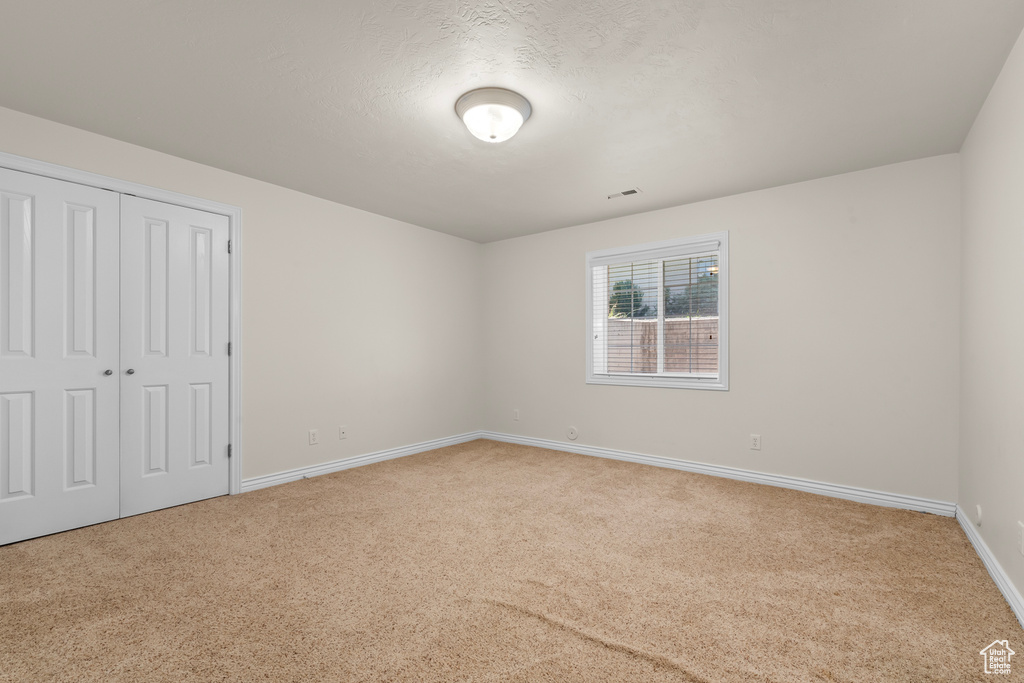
[66,204,98,357]
[119,196,229,517]
[2,190,33,358]
[0,392,33,500]
[65,388,97,488]
[144,217,169,357]
[0,167,120,545]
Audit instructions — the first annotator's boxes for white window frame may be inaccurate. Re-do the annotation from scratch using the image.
[586,231,729,391]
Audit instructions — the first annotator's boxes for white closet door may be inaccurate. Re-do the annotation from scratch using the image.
[0,167,120,545]
[119,196,230,517]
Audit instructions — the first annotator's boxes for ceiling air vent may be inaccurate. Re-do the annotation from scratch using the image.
[607,188,642,199]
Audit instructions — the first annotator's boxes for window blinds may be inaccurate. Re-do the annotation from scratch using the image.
[592,252,720,378]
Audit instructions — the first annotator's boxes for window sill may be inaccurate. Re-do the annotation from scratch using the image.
[587,374,729,391]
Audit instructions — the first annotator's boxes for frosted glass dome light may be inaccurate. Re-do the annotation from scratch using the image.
[456,88,532,143]
[461,103,523,143]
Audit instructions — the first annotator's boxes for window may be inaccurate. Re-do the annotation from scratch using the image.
[586,232,728,390]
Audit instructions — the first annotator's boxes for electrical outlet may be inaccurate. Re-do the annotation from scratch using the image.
[308,429,319,445]
[338,426,347,440]
[513,409,520,421]
[1018,521,1024,557]
[749,434,761,451]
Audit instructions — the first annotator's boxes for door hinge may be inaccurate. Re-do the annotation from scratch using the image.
[227,444,232,458]
[227,342,232,356]
[227,239,232,254]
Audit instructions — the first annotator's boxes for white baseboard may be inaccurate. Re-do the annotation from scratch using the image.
[955,506,1024,630]
[243,430,956,516]
[240,431,484,493]
[478,431,958,517]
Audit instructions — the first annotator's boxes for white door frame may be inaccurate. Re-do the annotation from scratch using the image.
[0,151,244,495]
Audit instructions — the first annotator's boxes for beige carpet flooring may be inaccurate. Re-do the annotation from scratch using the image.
[1,439,1021,682]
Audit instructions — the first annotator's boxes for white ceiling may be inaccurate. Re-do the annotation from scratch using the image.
[1,1,1023,243]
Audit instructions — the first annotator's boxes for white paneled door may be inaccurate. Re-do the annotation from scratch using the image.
[119,196,230,517]
[0,167,121,545]
[0,168,231,545]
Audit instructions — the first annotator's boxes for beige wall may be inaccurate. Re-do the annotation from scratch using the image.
[0,102,974,510]
[482,155,961,501]
[0,105,484,480]
[960,28,1024,597]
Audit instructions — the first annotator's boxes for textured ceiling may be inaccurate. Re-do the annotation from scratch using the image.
[1,1,1023,242]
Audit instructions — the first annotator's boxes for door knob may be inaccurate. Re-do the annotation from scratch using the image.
[104,369,113,376]
[126,368,135,375]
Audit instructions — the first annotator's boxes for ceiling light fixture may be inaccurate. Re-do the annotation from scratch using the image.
[455,87,531,143]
